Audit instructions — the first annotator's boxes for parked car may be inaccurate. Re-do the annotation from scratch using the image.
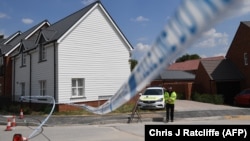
[138,87,165,109]
[234,88,250,107]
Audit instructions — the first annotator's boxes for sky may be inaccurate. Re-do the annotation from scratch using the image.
[1,0,250,61]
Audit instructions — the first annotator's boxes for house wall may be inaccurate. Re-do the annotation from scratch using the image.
[14,44,55,101]
[194,63,216,94]
[5,57,12,96]
[57,7,131,103]
[0,57,12,98]
[13,54,30,100]
[30,44,55,98]
[226,22,250,89]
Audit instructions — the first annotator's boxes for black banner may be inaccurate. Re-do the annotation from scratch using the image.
[145,125,250,140]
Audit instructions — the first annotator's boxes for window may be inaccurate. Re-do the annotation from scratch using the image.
[39,44,46,61]
[39,80,46,96]
[71,78,84,97]
[244,52,248,66]
[21,53,26,66]
[20,82,25,96]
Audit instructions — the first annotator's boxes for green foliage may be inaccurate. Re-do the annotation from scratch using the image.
[129,59,138,72]
[112,103,134,113]
[175,54,201,62]
[177,93,185,100]
[1,103,32,115]
[191,92,224,104]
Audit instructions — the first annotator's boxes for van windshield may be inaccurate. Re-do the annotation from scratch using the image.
[143,89,162,95]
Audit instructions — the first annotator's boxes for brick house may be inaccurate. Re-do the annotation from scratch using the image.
[226,21,250,89]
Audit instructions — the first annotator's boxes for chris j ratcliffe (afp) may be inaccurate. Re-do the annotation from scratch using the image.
[149,129,220,136]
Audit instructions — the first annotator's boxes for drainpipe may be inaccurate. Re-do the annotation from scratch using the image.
[12,56,15,101]
[53,42,56,103]
[3,57,5,98]
[29,53,32,107]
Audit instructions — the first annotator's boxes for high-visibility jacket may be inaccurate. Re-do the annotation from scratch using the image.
[164,91,177,104]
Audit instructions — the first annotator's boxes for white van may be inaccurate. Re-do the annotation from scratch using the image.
[137,87,165,109]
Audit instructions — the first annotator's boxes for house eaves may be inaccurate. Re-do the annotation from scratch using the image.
[4,20,50,56]
[2,31,22,45]
[41,2,97,44]
[42,1,133,52]
[201,59,244,81]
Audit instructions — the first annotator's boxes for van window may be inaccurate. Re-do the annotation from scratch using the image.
[143,89,162,95]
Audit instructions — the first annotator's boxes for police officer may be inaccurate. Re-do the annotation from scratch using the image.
[164,86,177,122]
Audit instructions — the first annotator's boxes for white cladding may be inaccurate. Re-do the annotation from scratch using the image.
[57,7,131,103]
[14,55,30,99]
[13,5,132,104]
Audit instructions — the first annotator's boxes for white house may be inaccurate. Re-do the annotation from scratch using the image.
[12,1,133,110]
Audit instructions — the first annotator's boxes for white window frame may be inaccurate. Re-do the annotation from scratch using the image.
[71,78,85,97]
[244,52,248,66]
[39,80,46,96]
[39,44,46,61]
[21,53,26,66]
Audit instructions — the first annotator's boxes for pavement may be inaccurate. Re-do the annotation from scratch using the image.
[1,100,250,126]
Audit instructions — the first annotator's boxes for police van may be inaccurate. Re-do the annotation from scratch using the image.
[138,87,165,109]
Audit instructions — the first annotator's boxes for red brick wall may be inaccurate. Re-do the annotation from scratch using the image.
[226,22,250,89]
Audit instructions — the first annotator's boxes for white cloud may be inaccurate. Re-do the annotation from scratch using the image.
[131,16,149,22]
[131,43,151,60]
[194,28,229,48]
[22,18,34,24]
[81,0,96,6]
[0,12,9,19]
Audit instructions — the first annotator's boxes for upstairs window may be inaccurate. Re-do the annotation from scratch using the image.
[244,52,248,66]
[21,53,26,67]
[39,44,46,61]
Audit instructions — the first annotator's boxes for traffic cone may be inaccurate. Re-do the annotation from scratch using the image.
[19,109,24,119]
[13,134,28,141]
[5,118,12,131]
[11,115,16,127]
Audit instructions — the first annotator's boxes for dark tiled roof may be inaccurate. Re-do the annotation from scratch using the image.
[0,31,21,54]
[155,70,195,80]
[1,31,22,45]
[201,59,244,80]
[41,1,98,42]
[168,56,224,71]
[1,20,49,55]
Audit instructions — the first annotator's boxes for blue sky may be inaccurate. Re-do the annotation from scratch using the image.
[1,0,250,61]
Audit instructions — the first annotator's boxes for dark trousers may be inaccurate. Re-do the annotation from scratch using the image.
[166,103,174,121]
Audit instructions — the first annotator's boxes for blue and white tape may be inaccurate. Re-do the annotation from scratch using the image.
[20,96,55,139]
[71,0,248,114]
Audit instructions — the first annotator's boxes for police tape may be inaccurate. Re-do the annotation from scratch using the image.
[70,0,249,114]
[20,96,55,139]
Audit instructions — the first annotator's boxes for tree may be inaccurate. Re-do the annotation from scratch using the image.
[129,59,138,72]
[175,54,201,62]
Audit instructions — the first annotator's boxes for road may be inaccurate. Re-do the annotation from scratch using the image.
[1,115,250,141]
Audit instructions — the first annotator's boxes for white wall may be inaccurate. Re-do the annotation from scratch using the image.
[57,6,131,103]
